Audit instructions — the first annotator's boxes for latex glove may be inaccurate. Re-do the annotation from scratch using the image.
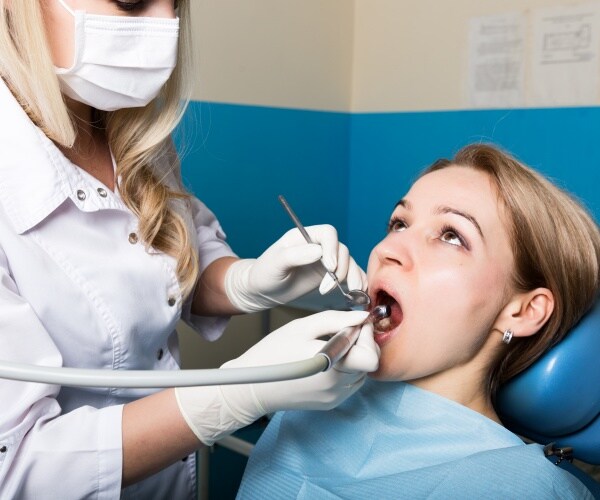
[224,225,368,312]
[175,310,379,446]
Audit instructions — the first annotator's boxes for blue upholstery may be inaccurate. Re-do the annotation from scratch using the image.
[497,298,600,465]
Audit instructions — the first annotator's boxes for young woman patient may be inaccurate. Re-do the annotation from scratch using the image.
[236,143,600,499]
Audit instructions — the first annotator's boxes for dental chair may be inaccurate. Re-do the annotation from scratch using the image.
[497,298,600,497]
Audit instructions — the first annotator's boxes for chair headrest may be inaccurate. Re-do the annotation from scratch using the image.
[496,298,600,464]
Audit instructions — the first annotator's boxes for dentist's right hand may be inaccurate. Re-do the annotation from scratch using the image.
[175,310,379,446]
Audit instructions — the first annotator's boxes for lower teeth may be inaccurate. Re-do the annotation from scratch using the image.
[374,317,392,333]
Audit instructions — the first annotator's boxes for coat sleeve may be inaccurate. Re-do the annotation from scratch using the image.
[0,246,123,499]
[180,196,238,341]
[155,141,238,341]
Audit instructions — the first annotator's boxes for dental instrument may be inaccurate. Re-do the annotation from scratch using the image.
[318,304,390,370]
[0,308,388,389]
[278,195,371,309]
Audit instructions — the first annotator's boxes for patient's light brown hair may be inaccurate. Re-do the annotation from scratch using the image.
[423,144,600,396]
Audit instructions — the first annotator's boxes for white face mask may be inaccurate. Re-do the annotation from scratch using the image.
[54,0,180,112]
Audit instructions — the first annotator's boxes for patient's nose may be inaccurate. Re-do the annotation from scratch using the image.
[373,233,414,270]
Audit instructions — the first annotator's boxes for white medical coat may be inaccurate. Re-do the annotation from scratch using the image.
[0,79,236,498]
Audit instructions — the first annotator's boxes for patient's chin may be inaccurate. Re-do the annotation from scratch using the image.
[368,370,385,380]
[366,346,410,381]
[367,363,396,381]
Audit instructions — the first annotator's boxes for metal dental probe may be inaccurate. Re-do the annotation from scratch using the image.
[278,195,371,309]
[318,304,391,371]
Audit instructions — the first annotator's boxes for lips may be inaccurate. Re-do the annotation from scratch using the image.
[370,288,403,334]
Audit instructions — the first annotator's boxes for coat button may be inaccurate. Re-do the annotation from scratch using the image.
[97,187,108,198]
[157,348,164,360]
[128,233,138,244]
[167,297,176,307]
[0,446,6,453]
[76,190,86,201]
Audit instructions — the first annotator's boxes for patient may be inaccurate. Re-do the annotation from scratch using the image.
[237,144,600,498]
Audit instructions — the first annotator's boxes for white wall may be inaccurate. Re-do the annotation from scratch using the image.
[190,0,355,111]
[352,0,594,111]
[190,0,596,112]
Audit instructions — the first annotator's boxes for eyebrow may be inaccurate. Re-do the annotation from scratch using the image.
[394,199,484,239]
[395,199,412,210]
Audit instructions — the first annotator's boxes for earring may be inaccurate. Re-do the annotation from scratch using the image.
[502,329,514,344]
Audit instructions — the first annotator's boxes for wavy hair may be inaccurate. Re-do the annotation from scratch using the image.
[423,144,600,396]
[0,0,199,298]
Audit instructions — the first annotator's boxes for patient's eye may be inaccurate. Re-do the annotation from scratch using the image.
[439,225,468,249]
[387,217,407,233]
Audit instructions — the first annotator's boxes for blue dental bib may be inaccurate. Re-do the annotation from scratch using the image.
[237,380,591,499]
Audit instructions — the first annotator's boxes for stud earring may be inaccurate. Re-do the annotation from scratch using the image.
[502,329,514,345]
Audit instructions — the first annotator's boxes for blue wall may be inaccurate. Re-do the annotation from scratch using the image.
[178,103,600,268]
[175,102,350,258]
[348,107,600,267]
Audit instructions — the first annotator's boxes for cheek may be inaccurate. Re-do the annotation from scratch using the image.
[423,256,506,310]
[43,4,75,68]
[420,263,505,338]
[149,1,178,17]
[424,267,507,350]
[366,247,380,281]
[374,262,508,380]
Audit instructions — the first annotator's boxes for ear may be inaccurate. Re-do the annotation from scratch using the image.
[493,288,554,339]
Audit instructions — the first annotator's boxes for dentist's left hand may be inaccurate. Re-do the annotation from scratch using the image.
[224,225,367,312]
[174,310,379,446]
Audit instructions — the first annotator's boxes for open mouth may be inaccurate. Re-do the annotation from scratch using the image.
[371,290,403,334]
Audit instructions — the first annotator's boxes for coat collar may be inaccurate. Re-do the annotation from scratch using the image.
[0,80,90,234]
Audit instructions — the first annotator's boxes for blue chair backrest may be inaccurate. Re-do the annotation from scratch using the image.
[497,298,600,466]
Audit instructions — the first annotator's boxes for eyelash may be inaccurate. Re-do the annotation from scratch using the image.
[386,217,470,250]
[387,217,405,234]
[115,0,147,12]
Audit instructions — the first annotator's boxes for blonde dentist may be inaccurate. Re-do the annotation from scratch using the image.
[0,1,378,498]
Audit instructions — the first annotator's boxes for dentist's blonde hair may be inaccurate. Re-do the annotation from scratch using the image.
[0,0,199,298]
[424,144,600,397]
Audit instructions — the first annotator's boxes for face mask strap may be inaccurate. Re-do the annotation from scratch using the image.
[57,0,75,17]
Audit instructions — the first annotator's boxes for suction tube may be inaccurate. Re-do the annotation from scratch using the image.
[318,305,391,371]
[0,307,389,388]
[0,358,329,388]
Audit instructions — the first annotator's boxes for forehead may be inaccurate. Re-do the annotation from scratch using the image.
[406,166,498,213]
[405,165,512,241]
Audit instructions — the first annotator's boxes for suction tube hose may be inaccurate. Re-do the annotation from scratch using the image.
[0,358,329,388]
[0,306,390,388]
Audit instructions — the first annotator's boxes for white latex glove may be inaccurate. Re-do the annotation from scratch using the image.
[224,225,368,312]
[175,310,379,446]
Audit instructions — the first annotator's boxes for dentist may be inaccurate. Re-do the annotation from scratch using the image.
[0,1,378,498]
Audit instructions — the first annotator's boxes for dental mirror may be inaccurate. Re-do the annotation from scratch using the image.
[345,289,371,308]
[278,195,372,310]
